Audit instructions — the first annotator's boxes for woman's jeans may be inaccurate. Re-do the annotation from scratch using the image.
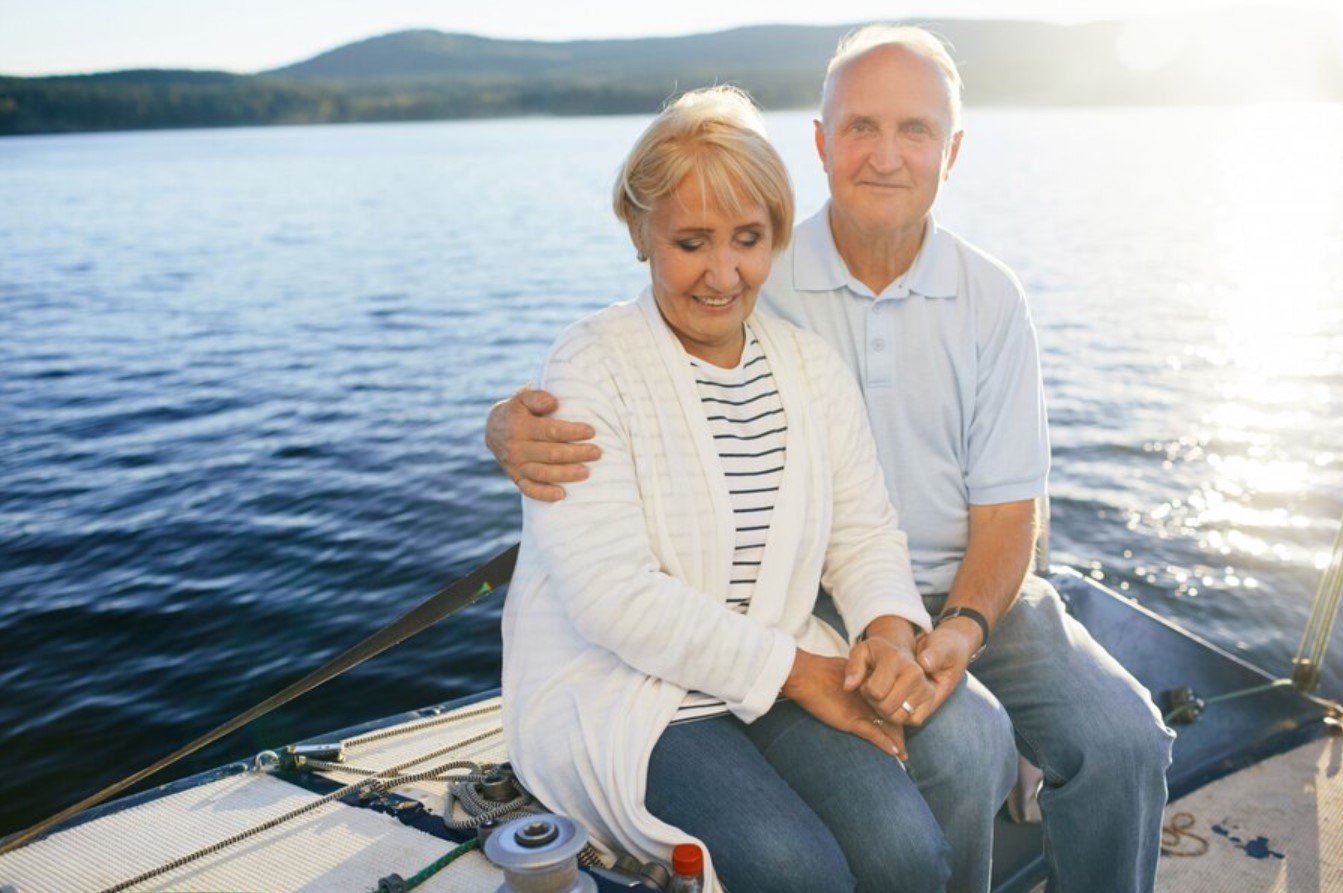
[645,700,952,893]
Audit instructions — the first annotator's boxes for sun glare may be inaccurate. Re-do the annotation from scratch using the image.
[1208,104,1341,382]
[1173,104,1343,576]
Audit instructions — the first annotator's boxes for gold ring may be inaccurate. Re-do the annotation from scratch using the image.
[901,700,915,716]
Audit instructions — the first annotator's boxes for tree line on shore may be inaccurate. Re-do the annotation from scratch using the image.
[4,13,1340,137]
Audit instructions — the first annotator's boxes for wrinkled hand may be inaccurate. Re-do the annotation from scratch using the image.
[914,626,978,718]
[485,387,600,502]
[784,649,908,759]
[844,634,937,726]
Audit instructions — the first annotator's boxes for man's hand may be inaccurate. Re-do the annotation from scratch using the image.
[844,616,938,725]
[784,648,908,759]
[913,623,980,717]
[484,387,601,502]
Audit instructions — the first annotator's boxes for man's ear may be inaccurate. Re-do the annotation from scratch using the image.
[814,118,829,172]
[943,130,964,180]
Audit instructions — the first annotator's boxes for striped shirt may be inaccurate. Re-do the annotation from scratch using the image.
[674,324,788,723]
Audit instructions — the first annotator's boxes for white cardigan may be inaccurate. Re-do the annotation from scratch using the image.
[501,289,929,889]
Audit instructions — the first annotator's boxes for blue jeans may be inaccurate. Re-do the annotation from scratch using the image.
[903,672,1016,892]
[645,700,951,893]
[917,576,1176,893]
[811,591,1019,892]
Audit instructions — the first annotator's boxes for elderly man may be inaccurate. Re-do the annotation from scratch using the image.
[487,24,1173,893]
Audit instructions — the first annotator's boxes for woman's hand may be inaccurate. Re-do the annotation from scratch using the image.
[782,648,908,760]
[844,617,939,726]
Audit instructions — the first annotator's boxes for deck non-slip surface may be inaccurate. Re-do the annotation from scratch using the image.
[1156,732,1343,892]
[0,699,513,893]
[0,772,505,893]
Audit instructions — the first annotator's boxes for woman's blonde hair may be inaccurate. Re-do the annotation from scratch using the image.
[613,86,793,254]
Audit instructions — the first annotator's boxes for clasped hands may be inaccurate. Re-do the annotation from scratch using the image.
[785,618,980,760]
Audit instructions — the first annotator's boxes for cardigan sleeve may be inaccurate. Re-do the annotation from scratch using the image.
[523,318,795,722]
[807,335,933,640]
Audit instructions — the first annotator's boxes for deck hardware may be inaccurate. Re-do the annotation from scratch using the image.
[515,820,560,848]
[638,860,672,890]
[486,813,598,892]
[478,771,521,802]
[477,817,502,848]
[252,750,280,772]
[376,873,408,893]
[1162,687,1206,724]
[287,742,346,762]
[587,853,670,890]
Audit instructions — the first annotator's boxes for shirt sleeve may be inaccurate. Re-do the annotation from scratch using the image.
[964,265,1051,506]
[523,320,795,722]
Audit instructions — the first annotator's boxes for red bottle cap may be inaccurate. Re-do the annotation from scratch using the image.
[672,843,703,875]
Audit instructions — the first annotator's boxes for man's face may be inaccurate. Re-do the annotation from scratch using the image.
[815,44,963,241]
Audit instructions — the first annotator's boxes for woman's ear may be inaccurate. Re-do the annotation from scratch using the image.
[629,221,647,262]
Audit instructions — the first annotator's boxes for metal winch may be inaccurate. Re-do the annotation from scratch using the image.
[484,813,598,893]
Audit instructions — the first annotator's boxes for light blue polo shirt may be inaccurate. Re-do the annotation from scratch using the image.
[759,206,1050,595]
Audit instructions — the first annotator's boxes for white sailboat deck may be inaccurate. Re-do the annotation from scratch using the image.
[0,700,512,893]
[2,695,1340,892]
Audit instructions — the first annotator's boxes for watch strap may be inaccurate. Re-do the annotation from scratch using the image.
[935,606,990,661]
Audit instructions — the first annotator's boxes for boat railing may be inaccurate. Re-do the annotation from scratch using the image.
[1292,509,1343,694]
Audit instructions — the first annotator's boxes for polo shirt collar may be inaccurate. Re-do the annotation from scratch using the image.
[792,204,958,300]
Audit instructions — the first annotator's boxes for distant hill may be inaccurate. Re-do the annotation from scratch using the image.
[3,9,1341,136]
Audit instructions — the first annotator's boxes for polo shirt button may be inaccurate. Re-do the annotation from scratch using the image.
[872,338,886,351]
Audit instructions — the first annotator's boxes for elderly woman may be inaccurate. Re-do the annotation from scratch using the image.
[501,86,948,893]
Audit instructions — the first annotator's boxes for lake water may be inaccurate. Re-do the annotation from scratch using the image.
[2,104,1342,839]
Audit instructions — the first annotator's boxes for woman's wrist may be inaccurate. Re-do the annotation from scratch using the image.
[860,615,921,647]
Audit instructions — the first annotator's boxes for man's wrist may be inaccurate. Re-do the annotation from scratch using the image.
[934,606,990,662]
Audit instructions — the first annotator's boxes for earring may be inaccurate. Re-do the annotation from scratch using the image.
[637,251,647,262]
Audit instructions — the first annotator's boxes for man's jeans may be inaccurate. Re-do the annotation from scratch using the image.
[645,700,952,893]
[913,575,1176,893]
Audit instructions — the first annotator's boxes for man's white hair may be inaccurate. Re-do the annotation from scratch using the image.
[820,24,963,131]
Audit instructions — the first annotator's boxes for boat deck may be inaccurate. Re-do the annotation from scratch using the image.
[1155,731,1343,892]
[0,701,513,892]
[2,568,1340,892]
[2,689,1340,892]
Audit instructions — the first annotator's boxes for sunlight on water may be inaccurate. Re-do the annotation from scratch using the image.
[1128,104,1337,606]
[2,105,1342,838]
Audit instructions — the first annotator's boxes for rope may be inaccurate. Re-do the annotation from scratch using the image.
[1160,811,1209,857]
[93,720,508,891]
[100,777,362,893]
[1293,511,1343,693]
[389,837,480,891]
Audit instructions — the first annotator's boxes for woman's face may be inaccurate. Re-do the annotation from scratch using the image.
[641,170,774,368]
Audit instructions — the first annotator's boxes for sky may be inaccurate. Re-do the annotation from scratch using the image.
[2,0,1339,77]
